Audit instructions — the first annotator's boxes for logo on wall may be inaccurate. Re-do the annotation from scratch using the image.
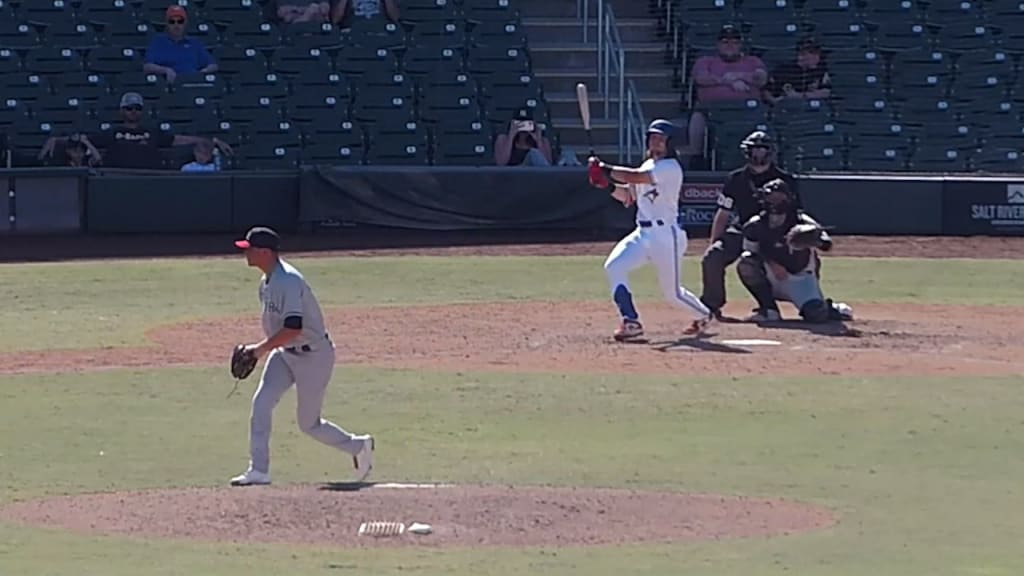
[680,182,722,204]
[1006,184,1024,204]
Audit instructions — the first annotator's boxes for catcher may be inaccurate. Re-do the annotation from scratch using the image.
[227,226,375,486]
[737,178,853,323]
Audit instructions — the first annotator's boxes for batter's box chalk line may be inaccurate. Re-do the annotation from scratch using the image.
[719,339,782,346]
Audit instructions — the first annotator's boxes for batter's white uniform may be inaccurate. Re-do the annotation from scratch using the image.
[603,156,710,324]
[245,258,371,479]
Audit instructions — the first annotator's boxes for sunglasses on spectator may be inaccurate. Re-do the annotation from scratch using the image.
[122,105,143,111]
[167,18,185,24]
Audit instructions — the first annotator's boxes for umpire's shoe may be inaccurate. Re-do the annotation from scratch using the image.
[613,319,644,341]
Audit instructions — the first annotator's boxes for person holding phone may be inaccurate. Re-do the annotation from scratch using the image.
[494,110,553,166]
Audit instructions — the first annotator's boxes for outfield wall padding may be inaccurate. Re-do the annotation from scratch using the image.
[1,167,1022,237]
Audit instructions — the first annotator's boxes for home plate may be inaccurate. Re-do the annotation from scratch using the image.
[721,339,782,346]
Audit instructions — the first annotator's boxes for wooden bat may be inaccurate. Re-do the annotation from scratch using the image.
[575,82,594,157]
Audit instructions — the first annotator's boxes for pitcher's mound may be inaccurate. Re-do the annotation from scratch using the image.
[0,484,834,548]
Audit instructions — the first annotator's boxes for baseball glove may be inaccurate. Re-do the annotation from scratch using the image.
[786,223,826,251]
[230,344,258,380]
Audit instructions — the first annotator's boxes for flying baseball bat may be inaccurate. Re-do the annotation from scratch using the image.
[575,82,594,156]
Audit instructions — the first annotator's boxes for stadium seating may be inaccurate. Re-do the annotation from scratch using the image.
[676,0,1024,173]
[0,0,552,168]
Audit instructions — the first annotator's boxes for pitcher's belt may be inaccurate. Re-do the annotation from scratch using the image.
[285,333,331,354]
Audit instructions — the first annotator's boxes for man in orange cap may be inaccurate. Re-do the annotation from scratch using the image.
[144,5,218,83]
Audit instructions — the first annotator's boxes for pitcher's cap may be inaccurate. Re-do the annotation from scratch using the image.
[234,226,280,250]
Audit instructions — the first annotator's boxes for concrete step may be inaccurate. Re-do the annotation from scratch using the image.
[534,68,678,93]
[544,90,683,121]
[521,17,660,44]
[528,42,670,70]
[550,117,621,146]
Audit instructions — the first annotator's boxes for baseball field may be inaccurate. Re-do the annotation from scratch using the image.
[1,234,1022,575]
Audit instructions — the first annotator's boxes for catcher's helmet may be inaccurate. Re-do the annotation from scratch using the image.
[760,178,794,212]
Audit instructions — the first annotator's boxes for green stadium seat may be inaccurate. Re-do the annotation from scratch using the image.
[872,20,932,51]
[334,44,399,75]
[935,20,996,51]
[969,147,1024,172]
[38,18,100,46]
[402,45,464,76]
[0,97,29,130]
[281,21,345,50]
[432,132,492,165]
[921,0,981,24]
[48,71,111,103]
[807,18,870,50]
[285,91,352,124]
[782,134,847,173]
[468,18,527,48]
[22,46,84,74]
[889,48,953,101]
[0,72,50,102]
[268,45,334,77]
[862,0,919,23]
[157,86,219,123]
[364,132,431,165]
[846,134,911,171]
[85,45,145,74]
[400,0,460,23]
[220,21,284,49]
[210,45,268,78]
[0,20,40,49]
[409,19,467,49]
[463,0,521,23]
[419,86,482,123]
[907,143,968,172]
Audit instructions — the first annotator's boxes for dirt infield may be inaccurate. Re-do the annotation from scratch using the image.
[2,301,1022,378]
[0,484,835,548]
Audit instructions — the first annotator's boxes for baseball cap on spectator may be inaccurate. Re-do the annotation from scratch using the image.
[166,5,187,21]
[797,36,821,53]
[718,24,742,40]
[234,226,281,250]
[120,92,144,109]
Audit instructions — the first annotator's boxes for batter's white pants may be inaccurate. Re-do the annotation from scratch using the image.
[604,222,710,321]
[248,345,363,474]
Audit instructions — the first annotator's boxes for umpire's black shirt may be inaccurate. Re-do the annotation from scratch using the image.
[716,164,800,227]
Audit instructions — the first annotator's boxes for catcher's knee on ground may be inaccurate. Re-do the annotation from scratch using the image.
[737,253,778,311]
[799,299,831,323]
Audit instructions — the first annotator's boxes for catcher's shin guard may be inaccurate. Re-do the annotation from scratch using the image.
[737,252,779,313]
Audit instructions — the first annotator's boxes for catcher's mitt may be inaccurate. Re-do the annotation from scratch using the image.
[230,344,258,380]
[786,223,826,251]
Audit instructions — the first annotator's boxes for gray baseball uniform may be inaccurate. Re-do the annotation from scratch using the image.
[247,257,365,475]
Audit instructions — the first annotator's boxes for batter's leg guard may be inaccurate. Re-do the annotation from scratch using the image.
[799,298,831,323]
[737,252,780,315]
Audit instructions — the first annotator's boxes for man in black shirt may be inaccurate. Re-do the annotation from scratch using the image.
[763,36,832,105]
[738,178,852,323]
[699,130,799,320]
[38,92,232,169]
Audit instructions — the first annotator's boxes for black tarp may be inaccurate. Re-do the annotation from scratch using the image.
[299,165,633,230]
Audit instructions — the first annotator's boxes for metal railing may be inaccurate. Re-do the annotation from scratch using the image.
[576,0,646,163]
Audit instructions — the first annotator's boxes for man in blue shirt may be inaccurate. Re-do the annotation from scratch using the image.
[143,5,218,83]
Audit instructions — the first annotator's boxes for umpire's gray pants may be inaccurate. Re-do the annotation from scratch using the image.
[248,345,362,474]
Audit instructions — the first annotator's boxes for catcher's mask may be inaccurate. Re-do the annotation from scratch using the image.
[646,119,678,160]
[760,178,793,214]
[740,130,775,168]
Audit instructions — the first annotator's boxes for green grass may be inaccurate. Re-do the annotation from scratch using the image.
[1,367,1023,575]
[2,255,1022,351]
[1,253,1023,575]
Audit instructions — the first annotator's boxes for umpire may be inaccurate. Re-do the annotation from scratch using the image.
[699,130,800,319]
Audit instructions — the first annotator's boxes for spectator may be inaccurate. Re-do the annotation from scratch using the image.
[691,24,767,103]
[267,0,333,24]
[181,139,221,172]
[143,5,217,84]
[58,133,101,168]
[331,0,400,26]
[38,92,233,169]
[684,24,768,167]
[763,37,832,105]
[494,109,553,167]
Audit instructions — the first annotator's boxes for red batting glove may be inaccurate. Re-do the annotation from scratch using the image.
[588,157,610,188]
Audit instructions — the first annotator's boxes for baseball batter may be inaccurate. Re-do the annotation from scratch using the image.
[229,226,375,486]
[589,119,712,341]
[738,179,853,323]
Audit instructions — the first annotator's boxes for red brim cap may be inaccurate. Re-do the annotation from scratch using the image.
[234,240,250,249]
